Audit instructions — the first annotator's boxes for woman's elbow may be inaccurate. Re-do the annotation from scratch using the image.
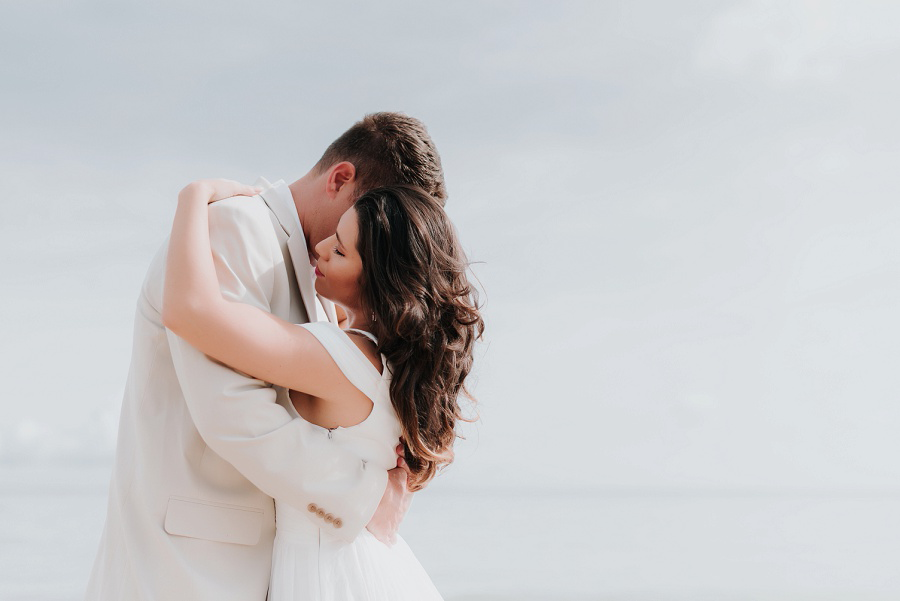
[162,297,199,334]
[161,301,182,333]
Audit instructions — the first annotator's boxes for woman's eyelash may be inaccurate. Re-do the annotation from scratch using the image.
[333,246,345,257]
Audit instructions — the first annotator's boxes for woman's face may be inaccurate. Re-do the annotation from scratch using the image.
[313,208,364,311]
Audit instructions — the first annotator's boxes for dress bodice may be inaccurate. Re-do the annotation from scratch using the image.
[276,321,402,538]
[268,321,443,600]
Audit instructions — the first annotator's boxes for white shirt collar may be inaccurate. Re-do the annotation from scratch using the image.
[255,177,304,241]
[254,176,337,324]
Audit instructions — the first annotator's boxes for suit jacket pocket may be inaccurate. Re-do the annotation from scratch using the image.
[164,496,264,546]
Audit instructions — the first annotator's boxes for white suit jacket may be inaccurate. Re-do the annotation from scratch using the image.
[85,179,387,601]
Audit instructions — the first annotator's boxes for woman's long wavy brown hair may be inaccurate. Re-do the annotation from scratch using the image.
[353,185,483,491]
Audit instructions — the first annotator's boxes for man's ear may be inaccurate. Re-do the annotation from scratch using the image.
[326,161,356,199]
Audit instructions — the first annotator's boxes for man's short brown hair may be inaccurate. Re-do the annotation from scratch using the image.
[315,112,447,204]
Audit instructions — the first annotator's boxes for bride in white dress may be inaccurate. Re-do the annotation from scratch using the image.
[162,180,483,600]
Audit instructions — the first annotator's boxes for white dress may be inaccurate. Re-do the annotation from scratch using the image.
[268,322,444,601]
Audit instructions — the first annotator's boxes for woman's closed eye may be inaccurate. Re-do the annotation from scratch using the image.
[333,246,345,257]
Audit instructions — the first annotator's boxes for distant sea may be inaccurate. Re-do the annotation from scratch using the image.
[2,464,900,601]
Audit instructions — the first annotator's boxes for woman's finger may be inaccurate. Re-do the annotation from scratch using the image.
[235,185,262,197]
[397,457,411,474]
[208,182,262,203]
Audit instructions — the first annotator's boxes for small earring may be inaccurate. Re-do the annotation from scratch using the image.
[371,311,377,323]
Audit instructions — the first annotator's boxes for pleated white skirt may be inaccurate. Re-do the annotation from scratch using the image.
[269,511,443,601]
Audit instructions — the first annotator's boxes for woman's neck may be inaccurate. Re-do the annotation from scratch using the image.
[343,307,372,332]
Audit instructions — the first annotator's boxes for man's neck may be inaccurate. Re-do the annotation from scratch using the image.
[287,177,315,264]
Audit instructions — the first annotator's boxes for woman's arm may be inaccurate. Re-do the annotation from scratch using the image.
[162,180,348,400]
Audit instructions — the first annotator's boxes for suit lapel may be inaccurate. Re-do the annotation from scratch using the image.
[257,178,321,323]
[287,234,320,323]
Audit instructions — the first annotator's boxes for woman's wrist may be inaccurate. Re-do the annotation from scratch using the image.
[178,179,261,206]
[180,180,215,202]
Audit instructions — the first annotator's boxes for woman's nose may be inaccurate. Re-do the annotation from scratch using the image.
[314,237,329,261]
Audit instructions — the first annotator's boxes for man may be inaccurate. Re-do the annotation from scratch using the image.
[86,112,447,601]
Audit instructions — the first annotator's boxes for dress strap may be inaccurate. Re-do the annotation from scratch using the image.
[297,322,387,401]
[344,328,378,345]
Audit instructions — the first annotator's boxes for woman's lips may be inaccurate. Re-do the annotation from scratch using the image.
[314,266,324,278]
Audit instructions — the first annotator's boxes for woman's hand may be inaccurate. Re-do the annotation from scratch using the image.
[178,179,262,205]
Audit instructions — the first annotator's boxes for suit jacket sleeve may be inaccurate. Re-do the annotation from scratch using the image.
[164,197,387,542]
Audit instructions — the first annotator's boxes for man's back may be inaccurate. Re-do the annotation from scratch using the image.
[86,196,304,600]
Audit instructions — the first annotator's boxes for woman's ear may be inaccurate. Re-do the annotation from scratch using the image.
[326,161,357,199]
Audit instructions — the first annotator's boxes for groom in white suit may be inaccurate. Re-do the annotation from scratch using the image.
[86,112,448,601]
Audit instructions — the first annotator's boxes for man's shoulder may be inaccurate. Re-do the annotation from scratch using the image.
[209,194,272,219]
[208,195,281,237]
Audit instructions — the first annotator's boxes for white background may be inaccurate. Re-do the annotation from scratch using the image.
[2,1,900,599]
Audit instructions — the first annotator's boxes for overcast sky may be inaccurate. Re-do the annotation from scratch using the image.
[2,0,899,493]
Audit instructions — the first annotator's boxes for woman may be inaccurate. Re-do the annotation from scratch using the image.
[162,179,483,600]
